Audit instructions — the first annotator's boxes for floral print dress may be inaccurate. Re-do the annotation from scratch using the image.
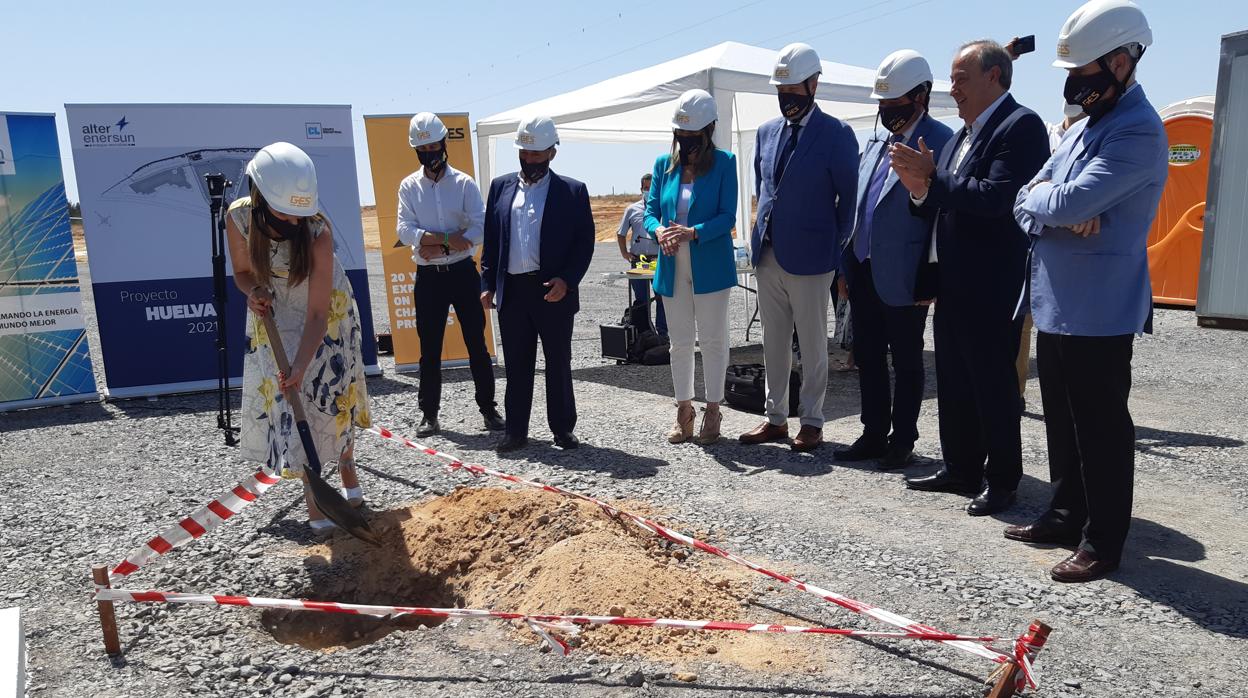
[230,197,371,475]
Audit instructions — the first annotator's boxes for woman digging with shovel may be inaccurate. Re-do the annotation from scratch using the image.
[226,142,375,540]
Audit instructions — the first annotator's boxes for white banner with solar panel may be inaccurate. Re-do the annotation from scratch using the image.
[65,104,377,398]
[0,112,99,411]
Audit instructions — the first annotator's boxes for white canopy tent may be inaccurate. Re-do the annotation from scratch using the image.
[475,41,956,236]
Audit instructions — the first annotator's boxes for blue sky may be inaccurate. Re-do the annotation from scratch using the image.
[3,0,1243,205]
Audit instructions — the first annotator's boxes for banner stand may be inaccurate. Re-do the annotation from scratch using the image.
[66,103,379,398]
[0,111,100,412]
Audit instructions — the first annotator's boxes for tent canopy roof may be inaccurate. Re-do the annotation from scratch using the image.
[476,41,956,144]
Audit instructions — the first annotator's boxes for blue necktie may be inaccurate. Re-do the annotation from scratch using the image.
[855,135,898,262]
[773,122,802,185]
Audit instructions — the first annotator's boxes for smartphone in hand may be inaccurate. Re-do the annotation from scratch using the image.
[1011,35,1036,57]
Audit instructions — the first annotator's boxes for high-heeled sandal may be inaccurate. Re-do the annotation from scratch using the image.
[695,407,722,445]
[667,403,696,444]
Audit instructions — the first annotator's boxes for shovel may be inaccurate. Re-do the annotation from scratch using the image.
[260,309,379,546]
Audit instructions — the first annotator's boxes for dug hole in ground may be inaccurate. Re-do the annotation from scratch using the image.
[260,486,838,674]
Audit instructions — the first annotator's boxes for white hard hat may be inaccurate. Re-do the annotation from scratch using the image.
[408,112,448,148]
[514,115,559,151]
[770,43,822,86]
[870,49,933,99]
[1053,0,1152,69]
[245,142,318,217]
[671,89,718,131]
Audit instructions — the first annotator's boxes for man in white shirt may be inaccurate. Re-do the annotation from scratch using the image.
[396,113,504,437]
[480,116,595,453]
[615,173,666,335]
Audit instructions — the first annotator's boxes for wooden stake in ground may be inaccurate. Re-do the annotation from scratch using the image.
[986,620,1052,697]
[91,565,121,656]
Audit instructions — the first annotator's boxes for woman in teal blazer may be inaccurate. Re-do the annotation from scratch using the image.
[643,89,739,446]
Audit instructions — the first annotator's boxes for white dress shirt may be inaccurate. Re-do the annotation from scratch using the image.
[918,91,1012,262]
[508,173,551,274]
[395,164,485,266]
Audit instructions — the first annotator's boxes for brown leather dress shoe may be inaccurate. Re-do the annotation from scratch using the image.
[739,421,788,445]
[1050,549,1119,583]
[1004,519,1082,546]
[791,425,822,452]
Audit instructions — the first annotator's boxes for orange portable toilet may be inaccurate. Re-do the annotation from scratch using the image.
[1146,96,1215,307]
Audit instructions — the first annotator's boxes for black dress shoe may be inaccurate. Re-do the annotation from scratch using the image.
[833,436,888,462]
[878,444,914,471]
[553,432,580,450]
[904,468,980,494]
[1004,519,1082,546]
[482,408,506,432]
[1051,549,1119,583]
[966,486,1017,516]
[416,415,440,437]
[495,434,528,453]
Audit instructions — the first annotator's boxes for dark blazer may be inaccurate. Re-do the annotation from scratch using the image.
[911,94,1050,322]
[480,171,596,311]
[750,106,859,275]
[842,113,954,306]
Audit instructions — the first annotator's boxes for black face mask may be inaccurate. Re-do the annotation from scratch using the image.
[878,102,916,133]
[519,158,550,182]
[1064,55,1134,121]
[260,204,302,241]
[675,134,704,165]
[1064,70,1117,120]
[417,145,447,172]
[778,88,814,121]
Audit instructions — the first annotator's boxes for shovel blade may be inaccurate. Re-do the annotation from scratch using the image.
[305,469,380,546]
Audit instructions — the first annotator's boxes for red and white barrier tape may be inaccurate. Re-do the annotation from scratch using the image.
[94,425,1038,689]
[1011,621,1048,692]
[94,587,1016,657]
[364,425,1030,685]
[108,467,282,585]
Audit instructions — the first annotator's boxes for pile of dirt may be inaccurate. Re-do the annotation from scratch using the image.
[264,486,835,671]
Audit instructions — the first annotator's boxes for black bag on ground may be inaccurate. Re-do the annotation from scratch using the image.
[723,363,799,416]
[629,329,670,365]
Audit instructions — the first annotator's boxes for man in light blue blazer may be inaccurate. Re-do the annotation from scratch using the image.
[1008,0,1167,584]
[739,42,860,453]
[836,50,953,471]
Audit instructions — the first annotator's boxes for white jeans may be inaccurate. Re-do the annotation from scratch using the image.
[664,243,731,403]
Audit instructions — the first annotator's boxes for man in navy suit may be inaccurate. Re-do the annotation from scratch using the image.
[480,116,595,453]
[890,40,1050,515]
[836,50,953,471]
[739,42,860,453]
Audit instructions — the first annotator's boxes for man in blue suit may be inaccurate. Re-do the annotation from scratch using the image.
[739,43,860,453]
[836,50,953,471]
[480,116,595,453]
[1007,0,1166,583]
[890,40,1050,515]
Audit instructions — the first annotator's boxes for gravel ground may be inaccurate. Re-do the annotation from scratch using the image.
[2,243,1246,698]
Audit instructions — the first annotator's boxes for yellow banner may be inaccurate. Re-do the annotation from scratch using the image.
[363,113,496,371]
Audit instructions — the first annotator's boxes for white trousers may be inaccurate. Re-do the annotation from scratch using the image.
[664,243,732,403]
[756,247,832,427]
